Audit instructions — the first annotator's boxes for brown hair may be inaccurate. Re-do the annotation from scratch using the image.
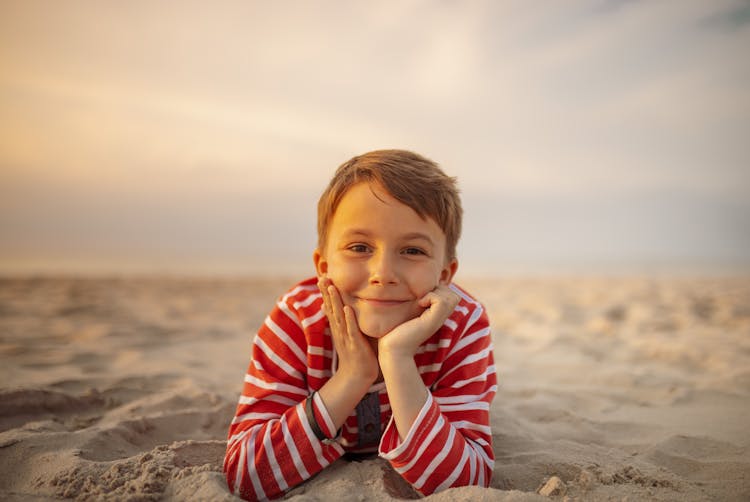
[317,149,462,261]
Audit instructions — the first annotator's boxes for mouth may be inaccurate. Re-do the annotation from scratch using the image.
[356,297,410,307]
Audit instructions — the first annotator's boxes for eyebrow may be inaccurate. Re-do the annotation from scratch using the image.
[401,232,435,246]
[342,229,435,246]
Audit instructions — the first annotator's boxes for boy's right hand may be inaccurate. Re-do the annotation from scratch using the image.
[316,277,379,433]
[318,277,379,386]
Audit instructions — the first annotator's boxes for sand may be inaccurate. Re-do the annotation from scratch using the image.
[0,275,748,501]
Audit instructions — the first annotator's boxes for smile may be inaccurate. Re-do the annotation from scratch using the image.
[357,297,409,307]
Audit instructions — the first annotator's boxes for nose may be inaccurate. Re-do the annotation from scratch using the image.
[369,251,398,286]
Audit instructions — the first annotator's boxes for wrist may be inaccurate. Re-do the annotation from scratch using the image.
[318,371,374,432]
[305,392,340,443]
[377,347,414,368]
[338,365,378,392]
[377,333,421,360]
[329,366,376,393]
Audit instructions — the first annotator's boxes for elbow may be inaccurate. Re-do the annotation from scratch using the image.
[224,469,236,497]
[482,461,493,488]
[223,442,240,497]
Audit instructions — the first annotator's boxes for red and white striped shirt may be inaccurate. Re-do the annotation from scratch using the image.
[224,277,496,501]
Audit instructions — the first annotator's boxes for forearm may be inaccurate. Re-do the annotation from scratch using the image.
[375,287,496,495]
[375,284,459,440]
[317,370,373,432]
[225,398,344,501]
[378,351,428,441]
[378,392,494,495]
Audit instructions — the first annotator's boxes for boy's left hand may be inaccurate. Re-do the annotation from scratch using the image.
[378,284,460,359]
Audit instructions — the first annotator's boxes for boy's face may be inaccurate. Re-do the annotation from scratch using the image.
[313,182,457,339]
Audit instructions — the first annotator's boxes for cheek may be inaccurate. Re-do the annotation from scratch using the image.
[326,259,364,291]
[409,267,442,296]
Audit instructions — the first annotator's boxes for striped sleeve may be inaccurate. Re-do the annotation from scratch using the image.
[224,284,344,501]
[378,293,497,496]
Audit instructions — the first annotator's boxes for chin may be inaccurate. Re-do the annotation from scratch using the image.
[358,318,400,339]
[350,300,425,339]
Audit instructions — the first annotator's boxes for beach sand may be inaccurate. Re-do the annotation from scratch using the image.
[0,275,748,501]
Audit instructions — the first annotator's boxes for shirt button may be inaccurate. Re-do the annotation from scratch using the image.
[364,423,375,433]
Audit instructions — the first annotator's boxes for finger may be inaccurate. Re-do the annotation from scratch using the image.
[417,291,438,308]
[324,287,348,352]
[318,277,331,314]
[417,291,457,328]
[427,285,458,307]
[328,285,346,331]
[320,280,345,339]
[448,291,460,310]
[343,305,361,338]
[439,286,460,309]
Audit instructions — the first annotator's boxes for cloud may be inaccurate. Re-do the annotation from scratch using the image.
[1,0,748,273]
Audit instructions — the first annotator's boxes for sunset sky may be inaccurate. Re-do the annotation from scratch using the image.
[1,1,749,276]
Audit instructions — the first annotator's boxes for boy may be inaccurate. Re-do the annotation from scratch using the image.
[224,150,496,500]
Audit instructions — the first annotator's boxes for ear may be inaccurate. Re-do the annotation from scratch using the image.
[312,248,328,277]
[439,258,458,285]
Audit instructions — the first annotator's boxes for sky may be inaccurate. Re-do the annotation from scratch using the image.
[1,0,749,277]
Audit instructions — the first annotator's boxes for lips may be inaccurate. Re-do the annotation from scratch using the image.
[356,297,410,306]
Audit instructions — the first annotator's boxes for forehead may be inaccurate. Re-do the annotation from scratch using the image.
[329,182,446,241]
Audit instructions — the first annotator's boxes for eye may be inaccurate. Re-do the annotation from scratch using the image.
[347,244,371,253]
[403,247,427,256]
